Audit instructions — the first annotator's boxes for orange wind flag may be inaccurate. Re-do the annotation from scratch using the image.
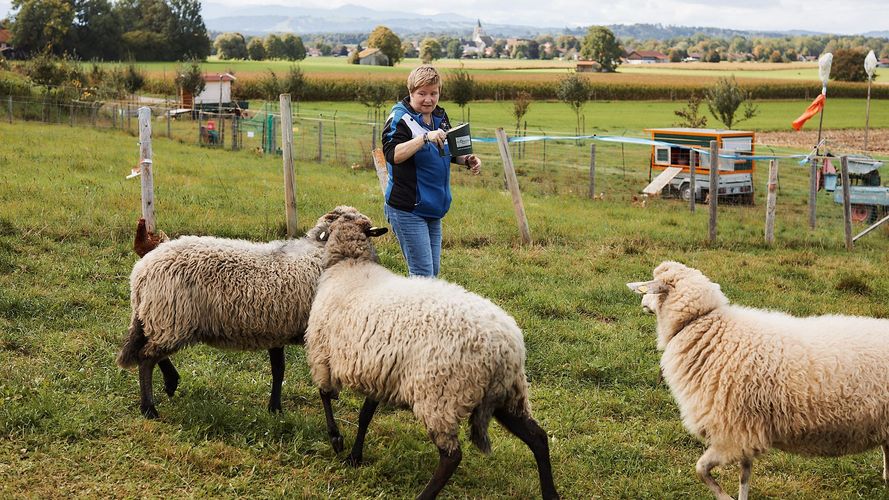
[792,94,826,131]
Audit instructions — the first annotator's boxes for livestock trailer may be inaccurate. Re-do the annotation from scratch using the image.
[645,128,756,204]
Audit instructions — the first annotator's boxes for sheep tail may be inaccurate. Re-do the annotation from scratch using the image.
[469,406,493,454]
[117,314,147,369]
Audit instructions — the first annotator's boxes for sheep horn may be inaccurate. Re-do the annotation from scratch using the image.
[365,227,388,237]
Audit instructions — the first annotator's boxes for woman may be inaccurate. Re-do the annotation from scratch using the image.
[381,65,481,277]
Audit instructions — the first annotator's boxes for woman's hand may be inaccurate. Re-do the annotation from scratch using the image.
[463,154,481,175]
[426,129,446,149]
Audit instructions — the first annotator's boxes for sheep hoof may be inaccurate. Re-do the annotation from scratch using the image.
[330,435,344,453]
[164,379,178,398]
[345,453,363,467]
[267,403,282,413]
[141,404,159,419]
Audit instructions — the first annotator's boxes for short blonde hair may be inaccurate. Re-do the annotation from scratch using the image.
[407,65,441,93]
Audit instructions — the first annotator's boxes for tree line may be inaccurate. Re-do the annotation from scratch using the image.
[5,0,210,61]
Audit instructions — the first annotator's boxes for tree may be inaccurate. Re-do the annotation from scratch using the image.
[71,0,122,60]
[174,59,205,108]
[446,39,463,59]
[166,0,210,60]
[447,66,474,122]
[264,34,286,59]
[832,48,870,82]
[580,26,622,72]
[706,76,759,129]
[367,25,402,66]
[247,37,266,60]
[401,40,417,59]
[10,0,75,56]
[282,64,306,101]
[122,62,145,95]
[214,32,247,60]
[512,90,531,135]
[282,34,306,61]
[673,92,708,128]
[557,72,589,134]
[420,38,441,63]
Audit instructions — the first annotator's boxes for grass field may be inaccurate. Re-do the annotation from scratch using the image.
[104,56,887,86]
[2,119,889,498]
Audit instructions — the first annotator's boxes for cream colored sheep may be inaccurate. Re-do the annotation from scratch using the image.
[305,212,559,500]
[117,206,363,419]
[628,261,889,500]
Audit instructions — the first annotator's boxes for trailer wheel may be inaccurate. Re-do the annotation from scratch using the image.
[679,183,693,202]
[851,205,875,223]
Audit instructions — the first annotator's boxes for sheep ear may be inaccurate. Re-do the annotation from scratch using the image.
[627,280,668,294]
[318,231,329,241]
[365,227,388,238]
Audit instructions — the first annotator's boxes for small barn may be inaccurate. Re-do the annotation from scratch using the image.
[0,29,14,59]
[576,60,601,73]
[181,73,236,109]
[358,48,389,66]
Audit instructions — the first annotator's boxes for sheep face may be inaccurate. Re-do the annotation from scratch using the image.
[628,261,727,348]
[319,213,388,268]
[305,206,362,243]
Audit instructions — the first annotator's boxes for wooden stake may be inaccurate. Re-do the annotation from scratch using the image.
[317,119,323,162]
[495,128,532,245]
[372,148,388,195]
[840,156,853,250]
[708,140,718,244]
[7,96,11,123]
[137,107,157,234]
[809,158,818,229]
[588,143,596,199]
[764,159,778,244]
[280,94,298,238]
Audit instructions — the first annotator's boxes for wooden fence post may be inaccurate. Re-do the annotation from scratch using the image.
[840,156,853,250]
[588,143,596,199]
[280,94,298,238]
[808,158,818,229]
[764,159,779,244]
[7,96,11,123]
[166,110,172,139]
[137,107,157,234]
[495,128,532,245]
[317,120,323,162]
[709,140,719,244]
[689,150,696,213]
[372,148,388,195]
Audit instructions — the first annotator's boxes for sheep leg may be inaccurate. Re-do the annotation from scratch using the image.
[494,409,560,500]
[738,457,752,500]
[882,443,889,486]
[267,347,285,413]
[416,446,462,500]
[696,447,733,500]
[157,358,179,398]
[346,397,379,466]
[319,389,344,453]
[138,358,159,419]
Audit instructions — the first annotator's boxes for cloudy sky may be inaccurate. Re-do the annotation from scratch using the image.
[238,0,888,35]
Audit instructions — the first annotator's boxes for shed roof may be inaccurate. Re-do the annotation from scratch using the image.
[0,29,11,44]
[358,47,381,58]
[203,73,236,82]
[645,127,754,136]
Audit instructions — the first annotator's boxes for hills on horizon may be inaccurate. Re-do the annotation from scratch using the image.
[198,2,887,39]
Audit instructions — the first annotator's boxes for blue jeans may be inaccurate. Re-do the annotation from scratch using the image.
[384,204,442,277]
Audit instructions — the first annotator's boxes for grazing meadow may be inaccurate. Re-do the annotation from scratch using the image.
[1,110,889,499]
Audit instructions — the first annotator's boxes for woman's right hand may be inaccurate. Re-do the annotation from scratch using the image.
[426,129,446,149]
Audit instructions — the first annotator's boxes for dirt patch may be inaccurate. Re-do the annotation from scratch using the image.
[757,129,889,155]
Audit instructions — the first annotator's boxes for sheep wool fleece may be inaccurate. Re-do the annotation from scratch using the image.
[305,261,531,453]
[654,262,889,461]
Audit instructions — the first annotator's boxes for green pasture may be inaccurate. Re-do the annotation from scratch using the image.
[102,56,884,83]
[2,120,889,498]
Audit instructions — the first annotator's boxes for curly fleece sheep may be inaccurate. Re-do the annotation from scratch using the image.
[304,213,559,500]
[117,206,362,419]
[628,261,889,500]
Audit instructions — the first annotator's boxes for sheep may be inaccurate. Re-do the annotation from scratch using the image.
[116,206,364,419]
[304,212,560,500]
[628,261,889,500]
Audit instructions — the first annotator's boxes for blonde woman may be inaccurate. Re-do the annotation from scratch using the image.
[381,65,481,277]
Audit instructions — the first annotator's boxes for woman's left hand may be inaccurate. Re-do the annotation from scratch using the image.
[464,154,481,175]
